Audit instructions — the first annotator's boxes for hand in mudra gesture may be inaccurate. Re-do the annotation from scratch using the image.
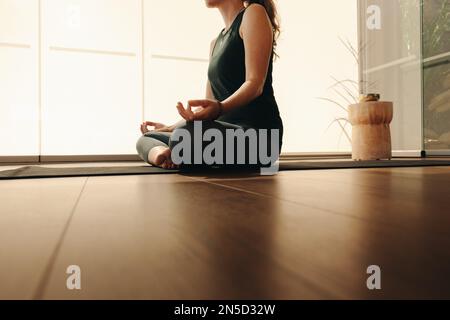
[176,100,222,122]
[140,121,173,134]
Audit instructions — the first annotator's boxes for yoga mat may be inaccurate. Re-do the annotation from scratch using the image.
[0,159,449,180]
[0,165,176,180]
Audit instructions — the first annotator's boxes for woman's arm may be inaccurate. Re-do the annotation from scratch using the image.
[221,4,273,111]
[177,4,274,121]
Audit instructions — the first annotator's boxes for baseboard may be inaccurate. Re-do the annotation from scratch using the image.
[0,156,39,164]
[40,155,142,163]
[280,152,351,160]
[424,150,450,156]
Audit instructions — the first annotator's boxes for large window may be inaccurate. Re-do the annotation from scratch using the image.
[358,0,423,155]
[423,0,450,153]
[359,0,450,156]
[1,0,358,159]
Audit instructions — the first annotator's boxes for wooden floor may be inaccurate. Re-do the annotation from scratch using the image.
[1,162,450,299]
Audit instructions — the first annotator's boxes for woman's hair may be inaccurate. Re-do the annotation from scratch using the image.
[244,0,280,56]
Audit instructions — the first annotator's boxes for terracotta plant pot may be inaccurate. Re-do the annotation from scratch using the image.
[348,101,394,161]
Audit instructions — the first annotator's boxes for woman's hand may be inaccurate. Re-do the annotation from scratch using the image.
[140,121,173,134]
[176,100,222,121]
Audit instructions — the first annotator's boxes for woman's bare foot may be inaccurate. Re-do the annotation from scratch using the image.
[148,146,178,169]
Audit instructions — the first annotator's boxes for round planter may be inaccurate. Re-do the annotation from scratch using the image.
[348,101,394,161]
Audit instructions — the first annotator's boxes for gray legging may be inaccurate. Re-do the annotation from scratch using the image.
[136,120,282,168]
[136,131,172,164]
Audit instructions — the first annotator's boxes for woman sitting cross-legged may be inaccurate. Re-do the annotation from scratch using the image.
[136,0,284,170]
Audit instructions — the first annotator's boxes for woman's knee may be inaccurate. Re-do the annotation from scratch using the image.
[136,133,170,163]
[136,135,147,153]
[136,135,148,162]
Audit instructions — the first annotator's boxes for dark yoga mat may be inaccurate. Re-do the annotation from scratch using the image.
[0,165,176,180]
[1,159,449,180]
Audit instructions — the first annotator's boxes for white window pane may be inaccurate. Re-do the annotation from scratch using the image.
[145,58,208,125]
[41,52,141,155]
[41,0,142,155]
[0,0,39,156]
[274,0,357,152]
[145,0,223,59]
[42,0,141,53]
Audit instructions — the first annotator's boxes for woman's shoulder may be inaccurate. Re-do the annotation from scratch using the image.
[240,3,272,36]
[241,3,271,28]
[243,3,269,19]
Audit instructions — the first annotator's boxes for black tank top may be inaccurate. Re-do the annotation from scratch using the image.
[208,6,283,131]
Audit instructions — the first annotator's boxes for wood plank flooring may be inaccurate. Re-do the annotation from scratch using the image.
[0,177,87,299]
[0,164,449,299]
